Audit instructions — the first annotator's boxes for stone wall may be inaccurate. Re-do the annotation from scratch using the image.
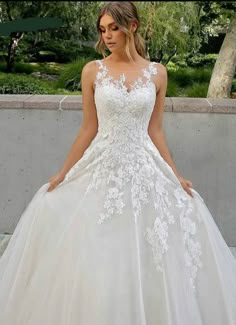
[0,95,235,245]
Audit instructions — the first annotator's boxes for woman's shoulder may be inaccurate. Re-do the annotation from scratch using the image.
[150,61,166,71]
[81,59,103,84]
[82,60,100,74]
[148,61,167,80]
[138,58,166,73]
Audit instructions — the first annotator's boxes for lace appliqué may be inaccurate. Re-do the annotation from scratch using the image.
[85,147,157,225]
[175,187,203,289]
[144,168,175,272]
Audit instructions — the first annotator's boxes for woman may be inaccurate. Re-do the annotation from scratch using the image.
[0,2,236,324]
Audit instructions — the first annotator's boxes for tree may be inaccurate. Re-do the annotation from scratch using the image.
[207,13,236,98]
[136,2,201,64]
[203,2,236,98]
[0,16,62,72]
[0,1,100,72]
[197,1,234,45]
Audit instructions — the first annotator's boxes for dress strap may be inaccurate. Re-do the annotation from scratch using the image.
[96,59,107,72]
[95,60,108,85]
[96,59,103,68]
[143,62,158,80]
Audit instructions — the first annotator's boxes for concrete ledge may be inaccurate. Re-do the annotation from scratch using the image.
[172,98,212,113]
[0,95,235,113]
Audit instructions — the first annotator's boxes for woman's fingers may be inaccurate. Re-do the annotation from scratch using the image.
[184,183,193,197]
[177,175,193,198]
[46,172,65,192]
[186,180,193,188]
[47,181,58,192]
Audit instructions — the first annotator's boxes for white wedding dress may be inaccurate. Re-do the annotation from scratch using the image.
[0,59,236,325]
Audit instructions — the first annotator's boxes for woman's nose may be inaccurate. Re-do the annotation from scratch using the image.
[104,29,112,39]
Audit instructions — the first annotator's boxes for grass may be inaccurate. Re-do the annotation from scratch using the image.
[0,61,81,95]
[166,66,213,97]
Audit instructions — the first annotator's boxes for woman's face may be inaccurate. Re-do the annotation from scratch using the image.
[99,14,126,52]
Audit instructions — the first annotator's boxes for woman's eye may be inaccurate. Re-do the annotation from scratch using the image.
[99,26,118,33]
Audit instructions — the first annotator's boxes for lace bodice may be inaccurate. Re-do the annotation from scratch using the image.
[94,59,158,146]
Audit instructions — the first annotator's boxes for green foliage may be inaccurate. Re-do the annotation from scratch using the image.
[165,61,178,72]
[232,80,236,92]
[186,53,218,67]
[168,67,212,85]
[1,1,236,73]
[0,73,50,94]
[25,39,100,64]
[189,68,212,83]
[168,68,192,87]
[76,46,101,61]
[56,58,91,91]
[37,50,57,62]
[185,83,209,98]
[198,1,236,44]
[166,67,212,97]
[11,62,35,74]
[137,2,201,62]
[0,61,64,76]
[27,40,76,63]
[166,79,178,97]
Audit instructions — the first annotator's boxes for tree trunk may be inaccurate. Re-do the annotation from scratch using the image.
[6,32,24,72]
[207,13,236,98]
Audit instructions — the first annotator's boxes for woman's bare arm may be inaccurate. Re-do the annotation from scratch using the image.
[148,63,181,178]
[47,61,98,192]
[59,61,98,176]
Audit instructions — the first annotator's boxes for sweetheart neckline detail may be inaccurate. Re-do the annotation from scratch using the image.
[94,78,157,95]
[95,59,158,94]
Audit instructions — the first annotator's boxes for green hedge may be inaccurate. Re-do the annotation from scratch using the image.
[0,73,51,94]
[56,57,92,91]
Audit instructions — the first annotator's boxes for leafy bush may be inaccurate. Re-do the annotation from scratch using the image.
[27,39,100,63]
[231,79,236,92]
[168,68,192,87]
[166,79,178,97]
[0,51,7,62]
[37,50,57,62]
[187,68,212,83]
[186,53,218,68]
[76,46,101,60]
[56,57,91,91]
[25,40,74,63]
[167,67,211,88]
[10,62,35,74]
[166,61,178,72]
[185,83,209,98]
[0,73,51,94]
[166,66,212,97]
[0,61,63,76]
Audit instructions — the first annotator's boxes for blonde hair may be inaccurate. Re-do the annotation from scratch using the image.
[95,1,147,60]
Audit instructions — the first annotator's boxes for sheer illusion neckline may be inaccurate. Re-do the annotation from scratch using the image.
[97,59,156,94]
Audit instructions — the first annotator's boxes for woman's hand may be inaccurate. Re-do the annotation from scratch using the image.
[177,175,193,198]
[47,172,66,192]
